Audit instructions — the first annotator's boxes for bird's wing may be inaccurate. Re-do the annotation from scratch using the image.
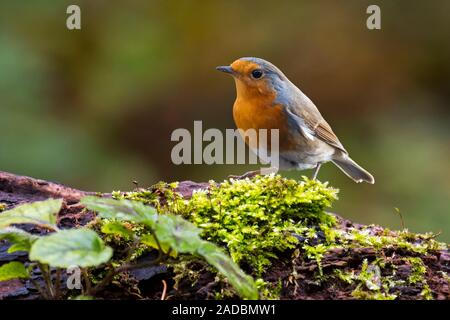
[285,93,348,154]
[309,118,347,153]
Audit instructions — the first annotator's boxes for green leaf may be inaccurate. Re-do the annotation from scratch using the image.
[152,214,204,253]
[82,197,258,299]
[0,261,29,281]
[140,233,177,257]
[29,229,113,268]
[0,227,39,253]
[81,196,157,226]
[0,199,62,229]
[198,242,259,300]
[72,295,94,300]
[8,243,30,253]
[152,214,258,299]
[101,221,134,239]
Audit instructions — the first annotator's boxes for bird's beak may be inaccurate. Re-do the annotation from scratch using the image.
[216,65,234,75]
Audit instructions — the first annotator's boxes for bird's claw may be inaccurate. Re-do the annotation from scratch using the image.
[227,170,260,180]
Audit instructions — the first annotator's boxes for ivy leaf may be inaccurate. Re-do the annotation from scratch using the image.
[0,199,62,229]
[0,261,29,281]
[101,221,134,239]
[29,229,113,268]
[0,227,39,253]
[81,196,157,226]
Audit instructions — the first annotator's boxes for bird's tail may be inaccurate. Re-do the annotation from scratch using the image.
[332,156,375,184]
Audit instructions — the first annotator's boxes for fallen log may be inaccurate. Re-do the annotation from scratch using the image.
[0,171,449,300]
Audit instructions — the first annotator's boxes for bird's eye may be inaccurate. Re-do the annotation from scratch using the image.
[251,69,263,79]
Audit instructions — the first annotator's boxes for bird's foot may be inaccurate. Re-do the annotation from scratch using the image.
[228,170,261,180]
[228,167,278,180]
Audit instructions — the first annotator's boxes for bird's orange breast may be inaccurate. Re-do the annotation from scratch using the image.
[233,94,298,151]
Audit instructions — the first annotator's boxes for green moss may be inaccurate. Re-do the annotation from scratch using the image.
[439,271,450,285]
[108,174,447,300]
[403,257,433,300]
[347,259,398,300]
[351,287,397,300]
[334,255,437,300]
[214,286,239,300]
[336,226,445,255]
[404,257,427,284]
[121,175,338,275]
[334,269,355,285]
[170,257,207,292]
[255,278,283,300]
[334,258,401,300]
[420,284,433,300]
[112,181,179,210]
[87,217,154,265]
[303,244,328,276]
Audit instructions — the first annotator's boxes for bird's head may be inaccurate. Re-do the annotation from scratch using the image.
[216,57,290,101]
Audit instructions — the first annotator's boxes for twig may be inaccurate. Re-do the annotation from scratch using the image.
[394,207,405,230]
[161,280,168,300]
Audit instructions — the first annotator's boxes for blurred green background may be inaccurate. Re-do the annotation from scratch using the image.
[0,1,449,239]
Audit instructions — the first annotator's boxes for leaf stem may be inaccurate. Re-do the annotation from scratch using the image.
[38,263,55,299]
[82,268,92,295]
[54,268,61,299]
[30,277,49,299]
[89,232,166,296]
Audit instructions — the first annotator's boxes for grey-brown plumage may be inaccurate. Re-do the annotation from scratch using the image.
[280,75,375,184]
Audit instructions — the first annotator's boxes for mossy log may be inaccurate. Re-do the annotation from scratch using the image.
[0,171,449,300]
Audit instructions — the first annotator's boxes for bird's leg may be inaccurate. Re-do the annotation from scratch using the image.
[311,162,322,180]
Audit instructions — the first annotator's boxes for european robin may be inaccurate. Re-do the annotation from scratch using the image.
[216,57,375,184]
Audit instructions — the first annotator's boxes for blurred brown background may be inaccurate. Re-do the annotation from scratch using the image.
[0,1,449,239]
